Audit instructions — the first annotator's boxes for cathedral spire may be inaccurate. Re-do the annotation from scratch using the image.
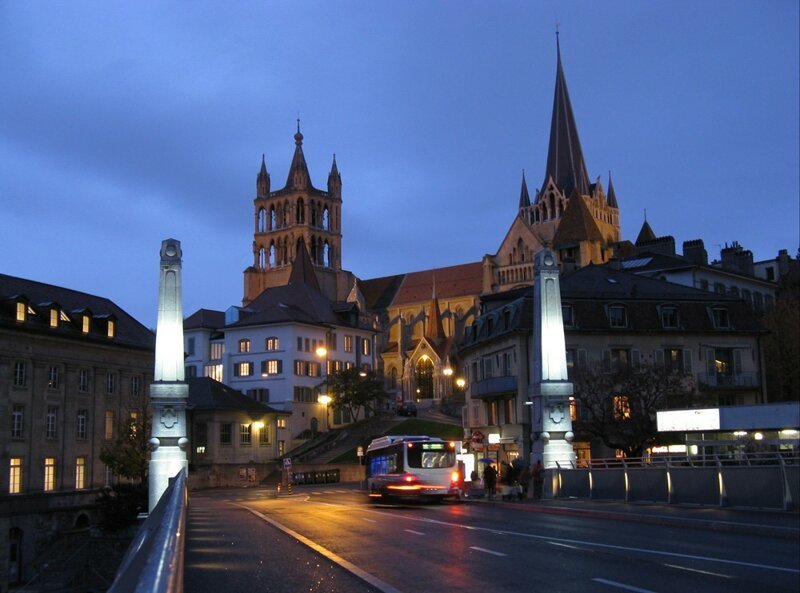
[518,170,531,209]
[286,121,312,190]
[257,154,270,197]
[606,171,618,208]
[327,153,341,195]
[288,239,321,292]
[541,32,591,199]
[425,271,445,341]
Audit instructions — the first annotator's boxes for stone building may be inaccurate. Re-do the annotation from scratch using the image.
[0,273,154,590]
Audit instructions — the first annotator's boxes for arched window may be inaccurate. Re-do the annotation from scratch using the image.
[258,208,267,232]
[323,242,330,267]
[283,200,289,226]
[414,356,434,400]
[322,206,330,230]
[310,236,317,263]
[258,247,266,269]
[269,243,276,267]
[310,202,317,227]
[296,198,305,224]
[269,206,276,231]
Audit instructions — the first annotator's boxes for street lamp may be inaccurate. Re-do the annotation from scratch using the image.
[316,340,330,431]
[317,394,332,431]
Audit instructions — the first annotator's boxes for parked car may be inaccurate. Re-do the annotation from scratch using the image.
[396,402,418,417]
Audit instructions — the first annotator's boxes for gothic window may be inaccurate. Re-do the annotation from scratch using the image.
[322,206,330,230]
[258,247,266,269]
[310,202,317,227]
[517,239,525,262]
[414,356,434,400]
[269,243,276,267]
[323,242,330,267]
[258,208,267,232]
[296,198,305,224]
[310,236,317,263]
[282,200,289,226]
[269,206,276,231]
[281,239,288,264]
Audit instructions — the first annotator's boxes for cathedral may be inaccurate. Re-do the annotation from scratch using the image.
[234,36,626,408]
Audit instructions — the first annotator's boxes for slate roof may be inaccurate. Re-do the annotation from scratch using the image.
[0,273,154,349]
[635,220,657,244]
[187,377,288,414]
[552,194,603,245]
[621,251,777,288]
[184,308,226,330]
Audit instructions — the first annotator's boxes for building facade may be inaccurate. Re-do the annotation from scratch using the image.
[0,273,154,590]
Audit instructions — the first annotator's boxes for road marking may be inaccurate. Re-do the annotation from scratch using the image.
[404,529,425,536]
[362,518,376,523]
[548,541,581,550]
[470,546,507,557]
[362,509,800,575]
[663,564,733,579]
[237,505,403,593]
[592,578,654,592]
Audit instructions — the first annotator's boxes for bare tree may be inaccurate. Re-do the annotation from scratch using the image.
[572,362,700,457]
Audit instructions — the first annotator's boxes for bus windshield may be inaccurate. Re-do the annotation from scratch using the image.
[407,443,455,469]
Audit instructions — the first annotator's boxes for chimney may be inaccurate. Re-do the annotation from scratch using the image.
[635,235,676,257]
[682,239,708,265]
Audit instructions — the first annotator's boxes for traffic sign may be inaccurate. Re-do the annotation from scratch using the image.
[283,457,292,470]
[357,446,364,457]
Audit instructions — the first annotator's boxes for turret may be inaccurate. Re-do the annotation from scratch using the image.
[327,154,342,197]
[256,154,270,197]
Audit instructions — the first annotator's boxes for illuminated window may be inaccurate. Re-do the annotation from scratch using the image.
[503,399,514,423]
[129,411,139,438]
[44,457,56,491]
[261,359,282,375]
[238,339,251,353]
[106,373,115,394]
[661,306,678,329]
[104,411,114,440]
[210,342,225,360]
[78,369,90,392]
[613,395,631,420]
[107,320,115,338]
[11,405,24,439]
[205,364,223,382]
[278,440,285,456]
[569,397,578,421]
[16,302,26,322]
[265,337,280,351]
[9,458,22,494]
[361,338,371,356]
[344,335,354,353]
[82,315,90,333]
[608,305,627,328]
[277,418,287,429]
[234,362,253,377]
[13,361,26,387]
[47,366,60,389]
[75,457,86,490]
[259,424,270,444]
[307,362,321,377]
[50,309,59,328]
[294,360,304,376]
[240,423,252,444]
[76,409,88,440]
[487,401,498,425]
[46,407,58,439]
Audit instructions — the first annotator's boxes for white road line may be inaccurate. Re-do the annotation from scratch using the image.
[236,505,403,593]
[404,529,425,536]
[591,578,655,593]
[470,546,507,557]
[663,564,733,579]
[362,518,377,523]
[548,541,581,550]
[361,508,799,575]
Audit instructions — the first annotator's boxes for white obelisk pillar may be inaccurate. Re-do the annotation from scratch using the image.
[530,249,576,478]
[149,239,189,512]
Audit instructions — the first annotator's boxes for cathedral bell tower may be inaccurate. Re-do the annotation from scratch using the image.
[243,123,344,304]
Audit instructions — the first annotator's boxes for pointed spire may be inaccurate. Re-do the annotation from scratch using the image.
[257,154,270,197]
[635,217,656,245]
[606,170,618,208]
[518,170,531,209]
[286,121,312,190]
[425,271,445,341]
[327,153,341,195]
[542,32,591,200]
[288,239,321,292]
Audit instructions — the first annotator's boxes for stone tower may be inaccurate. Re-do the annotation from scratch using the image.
[243,123,347,305]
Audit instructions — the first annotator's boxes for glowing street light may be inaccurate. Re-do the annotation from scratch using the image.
[455,377,466,389]
[318,394,332,430]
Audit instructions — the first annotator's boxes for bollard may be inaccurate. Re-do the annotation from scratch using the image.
[288,482,292,494]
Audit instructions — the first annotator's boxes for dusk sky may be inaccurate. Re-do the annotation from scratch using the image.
[2,1,798,329]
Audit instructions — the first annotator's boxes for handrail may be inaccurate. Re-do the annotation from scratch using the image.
[107,468,187,593]
[579,450,799,470]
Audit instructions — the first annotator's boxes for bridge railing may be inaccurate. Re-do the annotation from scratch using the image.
[107,468,187,593]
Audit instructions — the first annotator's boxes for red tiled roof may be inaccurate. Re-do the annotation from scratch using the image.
[391,262,483,306]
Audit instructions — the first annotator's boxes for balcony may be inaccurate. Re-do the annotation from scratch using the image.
[470,375,517,399]
[698,372,760,388]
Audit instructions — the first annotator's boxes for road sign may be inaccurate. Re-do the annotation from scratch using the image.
[357,446,364,458]
[283,457,292,470]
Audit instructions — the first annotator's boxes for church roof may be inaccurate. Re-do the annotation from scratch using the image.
[518,172,531,209]
[541,34,591,199]
[284,123,314,191]
[636,220,657,244]
[606,172,618,208]
[552,193,603,246]
[425,291,445,340]
[288,240,321,292]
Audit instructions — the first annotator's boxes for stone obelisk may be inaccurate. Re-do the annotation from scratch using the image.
[530,249,576,474]
[148,238,189,512]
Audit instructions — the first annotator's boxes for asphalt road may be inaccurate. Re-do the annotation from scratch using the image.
[185,485,800,593]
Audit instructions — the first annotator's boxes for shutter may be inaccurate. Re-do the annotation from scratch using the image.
[277,360,283,374]
[602,350,612,373]
[261,361,267,375]
[632,350,641,372]
[264,388,270,402]
[683,349,692,374]
[654,349,664,368]
[733,350,742,376]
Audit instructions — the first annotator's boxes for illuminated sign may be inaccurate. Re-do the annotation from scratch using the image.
[656,408,720,432]
[487,433,501,444]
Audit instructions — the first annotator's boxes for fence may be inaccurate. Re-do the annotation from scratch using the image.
[551,451,799,510]
[107,468,187,593]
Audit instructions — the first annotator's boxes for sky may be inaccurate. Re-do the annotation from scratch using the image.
[2,1,798,329]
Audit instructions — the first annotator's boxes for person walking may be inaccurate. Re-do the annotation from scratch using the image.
[483,463,497,500]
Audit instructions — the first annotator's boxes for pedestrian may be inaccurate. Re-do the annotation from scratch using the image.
[483,463,497,500]
[532,459,545,499]
[518,463,531,500]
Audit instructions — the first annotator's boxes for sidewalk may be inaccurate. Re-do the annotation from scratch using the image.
[465,491,800,539]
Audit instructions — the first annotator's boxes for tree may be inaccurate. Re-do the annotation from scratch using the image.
[100,406,151,485]
[762,290,800,402]
[571,362,700,457]
[324,367,389,423]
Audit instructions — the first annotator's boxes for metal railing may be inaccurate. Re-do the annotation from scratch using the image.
[107,468,187,593]
[470,375,517,398]
[697,371,760,387]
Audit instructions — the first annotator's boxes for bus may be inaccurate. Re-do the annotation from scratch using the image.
[365,435,461,501]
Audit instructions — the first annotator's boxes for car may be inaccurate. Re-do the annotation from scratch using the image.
[396,402,418,417]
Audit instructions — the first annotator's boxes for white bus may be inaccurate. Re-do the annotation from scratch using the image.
[365,435,460,501]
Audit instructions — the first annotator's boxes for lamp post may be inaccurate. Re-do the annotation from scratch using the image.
[316,340,329,431]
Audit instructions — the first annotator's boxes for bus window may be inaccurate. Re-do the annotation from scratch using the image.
[408,444,455,469]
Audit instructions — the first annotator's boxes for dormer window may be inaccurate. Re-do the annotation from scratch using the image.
[50,309,59,328]
[82,315,90,333]
[562,305,574,328]
[660,306,678,329]
[16,302,28,322]
[608,305,627,328]
[107,320,115,338]
[712,307,730,329]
